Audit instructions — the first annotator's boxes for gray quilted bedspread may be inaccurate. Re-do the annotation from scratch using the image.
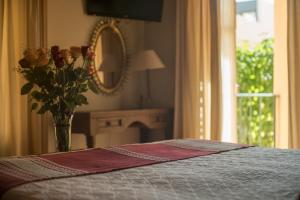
[2,147,300,200]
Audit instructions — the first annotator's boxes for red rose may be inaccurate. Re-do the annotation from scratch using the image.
[51,46,60,56]
[53,51,63,60]
[54,57,64,68]
[52,51,64,68]
[81,46,89,57]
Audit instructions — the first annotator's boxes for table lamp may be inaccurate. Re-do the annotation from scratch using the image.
[130,50,165,108]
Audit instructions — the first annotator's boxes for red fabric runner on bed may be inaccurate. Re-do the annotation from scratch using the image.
[0,139,249,196]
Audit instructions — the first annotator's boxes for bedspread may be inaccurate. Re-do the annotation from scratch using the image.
[1,141,300,200]
[0,139,246,198]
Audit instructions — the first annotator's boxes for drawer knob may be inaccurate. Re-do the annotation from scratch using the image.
[106,121,111,127]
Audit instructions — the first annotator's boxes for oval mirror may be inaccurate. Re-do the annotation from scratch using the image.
[89,19,128,95]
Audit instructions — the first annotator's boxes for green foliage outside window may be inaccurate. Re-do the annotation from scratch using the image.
[236,38,274,147]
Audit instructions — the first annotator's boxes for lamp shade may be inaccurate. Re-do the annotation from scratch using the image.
[130,50,165,71]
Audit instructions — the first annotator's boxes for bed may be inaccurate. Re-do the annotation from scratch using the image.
[1,139,300,200]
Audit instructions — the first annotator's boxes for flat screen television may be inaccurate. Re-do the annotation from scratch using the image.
[86,0,164,22]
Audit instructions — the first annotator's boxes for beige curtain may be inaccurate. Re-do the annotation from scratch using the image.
[0,0,47,156]
[174,0,222,140]
[0,0,28,156]
[274,0,289,148]
[219,0,237,143]
[274,0,300,149]
[26,0,48,154]
[287,0,300,149]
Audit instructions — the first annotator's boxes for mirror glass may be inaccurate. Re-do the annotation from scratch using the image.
[89,19,128,95]
[94,27,123,89]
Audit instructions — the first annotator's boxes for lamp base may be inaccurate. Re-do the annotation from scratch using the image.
[139,95,152,109]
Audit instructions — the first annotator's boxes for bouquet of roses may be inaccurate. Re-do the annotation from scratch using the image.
[18,45,99,117]
[18,45,99,151]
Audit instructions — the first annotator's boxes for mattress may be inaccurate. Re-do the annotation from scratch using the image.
[1,140,300,200]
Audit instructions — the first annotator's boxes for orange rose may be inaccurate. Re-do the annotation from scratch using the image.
[70,46,81,59]
[23,49,38,64]
[36,48,49,66]
[60,49,73,65]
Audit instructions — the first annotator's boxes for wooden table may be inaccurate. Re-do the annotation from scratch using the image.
[72,108,173,148]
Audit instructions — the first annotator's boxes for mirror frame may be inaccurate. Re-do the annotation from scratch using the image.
[89,19,128,95]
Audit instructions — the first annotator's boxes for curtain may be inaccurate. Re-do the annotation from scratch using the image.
[0,0,28,156]
[174,0,222,140]
[219,0,237,143]
[287,0,300,149]
[0,0,47,156]
[274,0,289,148]
[274,0,300,149]
[26,0,48,154]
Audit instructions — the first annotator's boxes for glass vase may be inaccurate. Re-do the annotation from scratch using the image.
[53,113,74,152]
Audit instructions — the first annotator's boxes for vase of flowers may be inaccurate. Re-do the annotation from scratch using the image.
[18,45,98,152]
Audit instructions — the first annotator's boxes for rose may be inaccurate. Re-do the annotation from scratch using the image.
[51,46,63,68]
[60,49,73,65]
[81,46,89,57]
[36,55,49,66]
[23,49,38,64]
[19,58,31,68]
[51,45,59,56]
[37,48,47,56]
[51,49,64,68]
[36,48,49,66]
[70,46,81,58]
[54,57,64,68]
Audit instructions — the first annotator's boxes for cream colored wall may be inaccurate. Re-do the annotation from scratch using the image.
[132,0,176,143]
[143,0,176,108]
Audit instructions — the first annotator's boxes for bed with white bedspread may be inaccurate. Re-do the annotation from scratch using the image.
[1,139,300,200]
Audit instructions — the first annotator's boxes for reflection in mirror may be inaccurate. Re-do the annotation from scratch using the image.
[94,27,123,89]
[89,19,128,95]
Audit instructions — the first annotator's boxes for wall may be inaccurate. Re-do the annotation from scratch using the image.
[138,0,176,141]
[143,0,176,108]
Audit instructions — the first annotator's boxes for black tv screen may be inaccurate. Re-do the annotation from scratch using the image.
[86,0,163,22]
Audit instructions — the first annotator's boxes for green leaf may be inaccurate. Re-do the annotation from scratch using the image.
[21,83,34,95]
[63,100,76,111]
[78,84,88,93]
[31,103,38,110]
[236,38,274,147]
[88,80,99,94]
[67,70,77,82]
[75,94,88,105]
[37,104,49,114]
[31,91,44,101]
